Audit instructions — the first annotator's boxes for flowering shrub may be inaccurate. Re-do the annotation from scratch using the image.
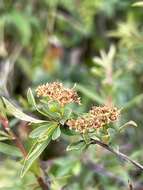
[36,82,81,106]
[67,106,120,133]
[0,81,142,190]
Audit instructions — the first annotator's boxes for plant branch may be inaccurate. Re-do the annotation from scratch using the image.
[0,116,50,190]
[0,116,27,157]
[11,131,28,157]
[36,176,50,190]
[90,138,143,171]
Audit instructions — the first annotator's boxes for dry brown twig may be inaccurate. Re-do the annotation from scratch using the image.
[90,138,143,171]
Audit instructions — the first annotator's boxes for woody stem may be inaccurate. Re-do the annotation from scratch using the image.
[0,116,50,190]
[90,138,143,171]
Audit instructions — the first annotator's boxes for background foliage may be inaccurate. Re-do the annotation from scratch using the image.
[0,0,143,189]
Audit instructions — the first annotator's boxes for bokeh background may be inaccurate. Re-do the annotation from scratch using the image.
[0,0,143,189]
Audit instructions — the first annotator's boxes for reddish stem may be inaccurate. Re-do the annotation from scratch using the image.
[12,132,27,157]
[0,115,50,190]
[36,176,50,190]
[0,116,27,157]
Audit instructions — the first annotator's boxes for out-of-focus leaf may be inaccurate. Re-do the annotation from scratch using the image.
[0,99,6,118]
[21,124,57,177]
[66,141,86,151]
[0,142,22,157]
[2,11,31,45]
[0,137,10,141]
[119,121,137,133]
[52,126,61,140]
[0,130,10,137]
[0,159,36,189]
[132,2,143,7]
[107,128,116,139]
[2,97,46,124]
[76,84,104,104]
[0,130,11,141]
[122,94,143,112]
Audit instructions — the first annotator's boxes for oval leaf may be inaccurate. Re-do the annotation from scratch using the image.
[52,126,61,140]
[66,141,86,151]
[2,97,46,123]
[29,123,53,139]
[21,124,57,177]
[119,121,137,133]
[0,142,22,157]
[0,136,10,141]
[48,101,60,113]
[27,88,36,107]
[61,126,78,136]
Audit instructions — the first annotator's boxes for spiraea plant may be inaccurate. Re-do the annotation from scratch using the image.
[0,81,142,190]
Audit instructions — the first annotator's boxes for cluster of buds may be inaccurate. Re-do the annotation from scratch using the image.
[89,106,120,125]
[67,106,120,133]
[36,82,80,107]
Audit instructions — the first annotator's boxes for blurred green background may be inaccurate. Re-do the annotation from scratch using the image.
[0,0,143,189]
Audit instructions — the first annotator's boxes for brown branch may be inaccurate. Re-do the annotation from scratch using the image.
[11,132,27,157]
[90,138,143,171]
[36,176,50,190]
[0,116,27,157]
[0,116,50,190]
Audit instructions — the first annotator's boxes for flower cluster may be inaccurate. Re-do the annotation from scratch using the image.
[67,106,120,133]
[36,82,80,107]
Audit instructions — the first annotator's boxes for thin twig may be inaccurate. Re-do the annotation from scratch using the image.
[90,138,143,171]
[0,116,27,157]
[36,176,50,190]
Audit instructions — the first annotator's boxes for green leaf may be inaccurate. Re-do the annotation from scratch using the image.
[20,140,49,178]
[41,105,61,119]
[37,123,58,142]
[0,142,22,157]
[102,134,110,144]
[0,136,10,141]
[2,97,46,124]
[27,88,36,107]
[29,123,52,139]
[0,130,12,141]
[0,98,7,118]
[0,137,10,141]
[122,94,143,112]
[52,126,61,140]
[132,2,143,7]
[3,10,32,45]
[107,128,116,139]
[119,121,137,133]
[76,84,104,104]
[61,127,78,136]
[27,88,49,119]
[21,124,57,177]
[60,107,72,124]
[48,101,60,113]
[66,141,86,151]
[0,130,10,137]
